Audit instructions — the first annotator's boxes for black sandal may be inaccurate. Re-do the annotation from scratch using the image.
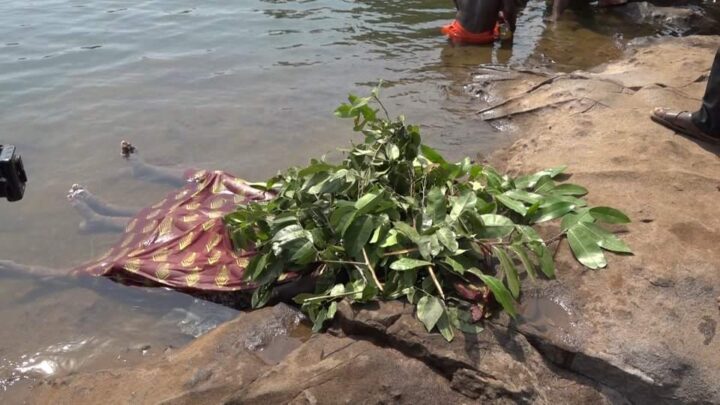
[651,108,720,145]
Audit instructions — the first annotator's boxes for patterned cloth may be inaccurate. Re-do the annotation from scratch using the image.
[71,170,272,293]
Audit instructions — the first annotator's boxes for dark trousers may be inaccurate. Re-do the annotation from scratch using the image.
[692,48,720,136]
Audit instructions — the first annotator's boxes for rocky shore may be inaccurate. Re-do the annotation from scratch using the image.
[30,36,720,404]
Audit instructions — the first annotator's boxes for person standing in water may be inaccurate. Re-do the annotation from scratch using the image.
[442,0,518,45]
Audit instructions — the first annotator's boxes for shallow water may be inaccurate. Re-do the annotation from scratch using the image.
[0,0,712,399]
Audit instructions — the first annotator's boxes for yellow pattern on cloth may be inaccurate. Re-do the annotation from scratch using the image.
[71,170,272,292]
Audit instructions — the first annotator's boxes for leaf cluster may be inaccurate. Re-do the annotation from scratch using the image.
[225,86,632,341]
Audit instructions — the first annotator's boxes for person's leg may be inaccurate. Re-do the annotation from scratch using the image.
[651,48,720,145]
[121,141,188,188]
[552,0,571,18]
[68,194,130,233]
[67,184,140,217]
[0,259,62,278]
[455,0,502,33]
[692,48,720,136]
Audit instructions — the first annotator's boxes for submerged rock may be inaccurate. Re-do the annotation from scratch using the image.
[612,2,718,36]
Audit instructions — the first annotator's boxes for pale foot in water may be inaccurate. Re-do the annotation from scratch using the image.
[67,187,128,233]
[67,184,138,217]
[0,259,27,275]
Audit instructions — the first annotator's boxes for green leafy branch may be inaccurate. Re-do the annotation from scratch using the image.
[225,85,632,341]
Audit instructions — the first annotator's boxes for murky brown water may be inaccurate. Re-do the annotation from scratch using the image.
[0,0,709,400]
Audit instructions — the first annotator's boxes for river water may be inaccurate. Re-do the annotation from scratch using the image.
[0,0,711,400]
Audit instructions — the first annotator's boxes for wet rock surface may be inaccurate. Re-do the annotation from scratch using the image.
[226,333,471,405]
[22,37,720,404]
[30,304,305,404]
[612,2,719,36]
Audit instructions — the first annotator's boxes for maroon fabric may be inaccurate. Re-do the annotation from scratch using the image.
[71,170,271,292]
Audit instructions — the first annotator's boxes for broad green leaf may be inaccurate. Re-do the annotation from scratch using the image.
[476,214,514,239]
[311,306,329,332]
[393,221,421,243]
[560,208,593,231]
[355,191,383,214]
[386,143,400,160]
[528,242,556,278]
[502,190,542,204]
[515,167,566,189]
[478,274,517,317]
[390,258,432,271]
[442,256,465,274]
[534,176,556,193]
[343,215,375,258]
[448,307,485,334]
[448,191,477,222]
[436,311,455,342]
[379,229,399,248]
[436,227,459,253]
[271,224,307,245]
[530,202,575,223]
[567,225,607,270]
[589,207,631,224]
[251,284,273,309]
[510,244,537,281]
[369,224,385,244]
[330,206,356,235]
[326,301,338,320]
[551,183,589,196]
[496,194,528,216]
[425,187,447,225]
[416,295,444,332]
[515,225,542,242]
[290,240,317,265]
[420,144,447,164]
[493,246,520,298]
[577,222,632,254]
[246,253,270,281]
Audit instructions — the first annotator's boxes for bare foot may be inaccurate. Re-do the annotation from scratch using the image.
[121,140,137,159]
[0,259,64,278]
[67,184,138,217]
[0,259,26,275]
[68,191,126,233]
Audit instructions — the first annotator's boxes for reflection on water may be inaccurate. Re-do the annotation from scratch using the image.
[0,275,238,401]
[0,0,709,399]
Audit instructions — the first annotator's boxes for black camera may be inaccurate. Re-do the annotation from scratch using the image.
[0,145,27,202]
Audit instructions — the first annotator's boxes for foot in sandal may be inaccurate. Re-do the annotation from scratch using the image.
[651,108,720,145]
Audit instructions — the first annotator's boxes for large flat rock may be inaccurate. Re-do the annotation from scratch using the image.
[226,332,471,404]
[478,35,720,404]
[31,304,305,404]
[333,301,615,404]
